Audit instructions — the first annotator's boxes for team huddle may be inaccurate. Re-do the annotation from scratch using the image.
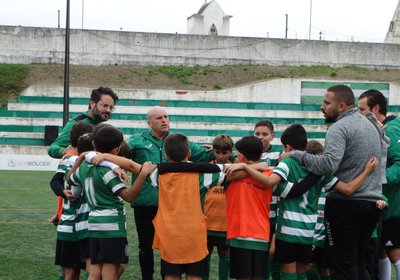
[48,85,399,280]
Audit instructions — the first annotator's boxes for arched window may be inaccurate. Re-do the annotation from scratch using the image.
[208,24,218,36]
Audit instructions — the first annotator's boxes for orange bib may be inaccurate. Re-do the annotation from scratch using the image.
[152,172,208,264]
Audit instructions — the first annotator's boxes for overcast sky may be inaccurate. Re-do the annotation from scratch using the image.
[0,0,398,42]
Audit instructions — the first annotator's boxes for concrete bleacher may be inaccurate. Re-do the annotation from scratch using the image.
[1,80,398,170]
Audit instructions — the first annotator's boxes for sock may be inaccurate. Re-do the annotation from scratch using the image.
[280,271,297,280]
[394,259,400,280]
[57,277,65,280]
[83,270,89,280]
[379,257,391,280]
[218,256,229,280]
[203,255,211,280]
[306,267,321,280]
[297,272,307,280]
[262,259,271,280]
[271,260,281,280]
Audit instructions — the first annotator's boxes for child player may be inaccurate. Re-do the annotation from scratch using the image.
[203,135,234,280]
[50,122,93,280]
[68,125,155,280]
[226,124,378,280]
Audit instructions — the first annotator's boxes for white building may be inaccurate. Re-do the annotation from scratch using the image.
[385,0,400,43]
[187,0,232,36]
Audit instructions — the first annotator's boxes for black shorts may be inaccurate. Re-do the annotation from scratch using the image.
[89,237,128,264]
[312,245,330,268]
[55,239,82,269]
[79,238,90,259]
[381,218,400,249]
[161,257,208,277]
[229,246,268,278]
[207,234,228,248]
[274,239,312,264]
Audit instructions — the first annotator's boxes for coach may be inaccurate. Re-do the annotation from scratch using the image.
[47,87,118,159]
[290,85,383,280]
[128,106,215,280]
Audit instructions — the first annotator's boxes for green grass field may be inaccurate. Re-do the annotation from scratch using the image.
[0,170,220,280]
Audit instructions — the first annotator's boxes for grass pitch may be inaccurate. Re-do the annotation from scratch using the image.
[0,170,221,279]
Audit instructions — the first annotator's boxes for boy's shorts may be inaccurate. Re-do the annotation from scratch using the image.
[274,239,312,264]
[229,246,268,278]
[311,245,330,268]
[161,257,208,277]
[381,218,400,249]
[55,239,82,269]
[207,234,228,248]
[89,237,128,264]
[79,238,90,259]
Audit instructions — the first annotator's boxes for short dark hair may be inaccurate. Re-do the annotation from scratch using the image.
[89,87,119,109]
[77,133,94,154]
[327,85,355,106]
[118,141,131,159]
[281,124,307,151]
[359,89,387,116]
[92,123,113,140]
[254,120,274,133]
[235,135,263,161]
[164,133,190,162]
[93,125,123,153]
[212,134,234,152]
[306,140,324,155]
[70,121,93,147]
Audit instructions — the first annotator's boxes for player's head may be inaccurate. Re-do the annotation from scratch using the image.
[358,89,387,117]
[306,140,324,155]
[93,125,123,154]
[235,135,263,162]
[89,87,119,122]
[70,121,94,148]
[77,133,94,154]
[92,123,113,140]
[281,124,307,152]
[322,85,355,123]
[212,134,234,164]
[164,133,190,162]
[254,120,275,152]
[118,140,131,159]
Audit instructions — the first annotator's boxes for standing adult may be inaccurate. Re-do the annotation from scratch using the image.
[47,86,118,159]
[359,89,400,280]
[128,106,215,280]
[289,85,383,280]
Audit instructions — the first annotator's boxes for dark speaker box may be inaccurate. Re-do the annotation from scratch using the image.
[44,125,59,146]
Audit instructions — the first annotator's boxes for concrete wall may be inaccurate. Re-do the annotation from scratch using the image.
[1,25,400,68]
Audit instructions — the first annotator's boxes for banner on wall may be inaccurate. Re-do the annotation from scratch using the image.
[0,154,59,171]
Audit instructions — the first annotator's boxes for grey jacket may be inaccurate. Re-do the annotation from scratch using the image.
[291,107,382,201]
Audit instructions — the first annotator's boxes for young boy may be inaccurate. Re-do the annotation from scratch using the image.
[253,120,281,280]
[50,122,93,280]
[68,125,155,280]
[204,135,234,280]
[226,124,378,280]
[224,135,274,280]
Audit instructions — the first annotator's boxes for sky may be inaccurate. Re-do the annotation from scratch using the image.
[0,0,398,42]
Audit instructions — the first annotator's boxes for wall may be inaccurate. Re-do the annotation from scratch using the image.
[1,25,400,68]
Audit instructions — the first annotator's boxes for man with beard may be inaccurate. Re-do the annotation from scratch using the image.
[288,85,383,280]
[48,86,118,159]
[128,106,216,280]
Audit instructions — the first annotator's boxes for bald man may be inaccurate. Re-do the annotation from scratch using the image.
[128,106,215,280]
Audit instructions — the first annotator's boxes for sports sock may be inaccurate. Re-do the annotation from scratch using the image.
[394,259,400,280]
[297,272,307,280]
[271,260,281,280]
[306,267,321,280]
[280,271,297,280]
[203,255,211,280]
[378,257,391,280]
[218,256,229,280]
